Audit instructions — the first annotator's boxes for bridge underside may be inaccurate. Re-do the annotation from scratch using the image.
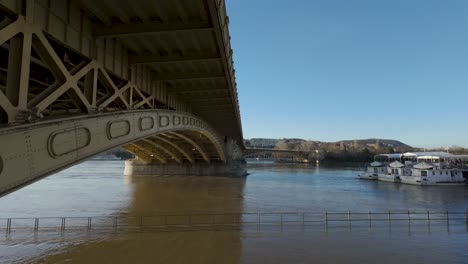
[0,1,246,196]
[0,109,246,197]
[0,0,243,146]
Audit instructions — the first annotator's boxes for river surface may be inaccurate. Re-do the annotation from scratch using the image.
[0,160,467,263]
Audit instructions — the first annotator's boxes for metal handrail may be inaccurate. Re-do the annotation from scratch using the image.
[1,210,467,233]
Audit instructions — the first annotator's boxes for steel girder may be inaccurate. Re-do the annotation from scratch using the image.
[0,109,227,196]
[0,15,157,124]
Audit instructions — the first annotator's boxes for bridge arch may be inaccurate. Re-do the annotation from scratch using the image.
[0,110,227,196]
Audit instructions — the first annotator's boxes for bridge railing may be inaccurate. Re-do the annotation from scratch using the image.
[1,210,467,233]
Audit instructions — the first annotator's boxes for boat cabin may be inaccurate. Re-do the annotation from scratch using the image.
[374,154,402,163]
[402,152,452,165]
[387,161,407,175]
[367,161,386,174]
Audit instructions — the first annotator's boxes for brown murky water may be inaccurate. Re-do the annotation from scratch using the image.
[0,160,467,263]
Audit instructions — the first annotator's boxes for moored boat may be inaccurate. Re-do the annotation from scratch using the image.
[400,156,467,186]
[358,153,402,180]
[359,152,468,186]
[359,161,386,180]
[378,161,408,183]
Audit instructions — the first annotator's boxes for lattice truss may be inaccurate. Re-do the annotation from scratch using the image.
[0,15,160,124]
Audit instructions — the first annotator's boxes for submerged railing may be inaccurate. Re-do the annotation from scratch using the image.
[1,210,467,233]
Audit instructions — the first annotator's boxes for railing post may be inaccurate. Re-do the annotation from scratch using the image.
[87,217,92,231]
[114,216,118,229]
[465,209,467,230]
[465,209,468,226]
[6,218,11,233]
[446,210,450,233]
[408,210,411,224]
[388,210,391,225]
[61,217,65,231]
[426,210,431,233]
[368,210,372,228]
[34,218,39,231]
[348,210,351,229]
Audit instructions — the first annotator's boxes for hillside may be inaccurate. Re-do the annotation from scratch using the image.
[336,138,412,149]
[245,138,412,151]
[245,138,415,162]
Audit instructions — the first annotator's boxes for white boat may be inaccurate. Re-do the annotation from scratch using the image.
[359,153,402,180]
[359,161,386,180]
[359,152,468,186]
[378,161,410,183]
[400,155,467,185]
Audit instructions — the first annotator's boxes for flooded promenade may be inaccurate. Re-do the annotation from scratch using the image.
[0,160,467,263]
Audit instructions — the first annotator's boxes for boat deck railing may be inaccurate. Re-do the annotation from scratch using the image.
[1,210,467,233]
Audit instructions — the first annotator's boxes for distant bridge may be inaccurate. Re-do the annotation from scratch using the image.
[243,148,316,162]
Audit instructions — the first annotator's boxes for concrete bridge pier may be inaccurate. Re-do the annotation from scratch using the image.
[124,159,247,177]
[124,139,247,177]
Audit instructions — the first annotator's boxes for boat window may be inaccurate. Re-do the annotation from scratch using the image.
[446,171,448,175]
[440,171,442,175]
[432,171,435,175]
[421,171,427,177]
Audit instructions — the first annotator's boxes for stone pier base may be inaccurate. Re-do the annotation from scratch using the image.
[124,159,247,177]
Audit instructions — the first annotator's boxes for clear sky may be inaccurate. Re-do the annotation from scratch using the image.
[226,0,468,148]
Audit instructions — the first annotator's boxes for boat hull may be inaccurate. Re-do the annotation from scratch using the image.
[358,172,378,180]
[400,175,466,186]
[378,174,400,183]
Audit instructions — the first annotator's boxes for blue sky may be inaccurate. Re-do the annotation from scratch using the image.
[226,0,468,148]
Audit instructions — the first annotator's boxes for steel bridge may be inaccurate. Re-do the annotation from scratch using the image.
[0,0,244,196]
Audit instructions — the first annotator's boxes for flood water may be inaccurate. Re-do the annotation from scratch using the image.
[0,160,467,263]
